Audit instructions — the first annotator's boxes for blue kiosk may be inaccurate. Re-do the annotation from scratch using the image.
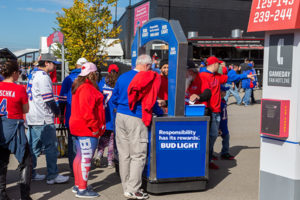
[131,18,210,194]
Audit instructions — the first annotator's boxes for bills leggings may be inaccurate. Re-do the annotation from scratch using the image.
[97,131,114,164]
[73,136,98,190]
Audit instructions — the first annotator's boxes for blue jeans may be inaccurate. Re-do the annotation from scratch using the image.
[27,124,58,180]
[243,88,252,106]
[221,133,230,155]
[224,83,242,104]
[67,128,77,173]
[209,112,221,162]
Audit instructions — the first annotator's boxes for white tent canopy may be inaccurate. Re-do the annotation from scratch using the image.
[97,39,124,57]
[40,37,123,57]
[13,49,39,58]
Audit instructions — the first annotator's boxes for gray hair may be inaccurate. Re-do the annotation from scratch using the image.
[136,54,152,66]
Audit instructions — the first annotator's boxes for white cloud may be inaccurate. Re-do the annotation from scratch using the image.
[18,7,56,14]
[31,0,73,7]
[45,0,73,7]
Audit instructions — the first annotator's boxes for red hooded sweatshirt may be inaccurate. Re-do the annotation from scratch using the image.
[128,71,161,126]
[199,71,227,113]
[69,80,106,137]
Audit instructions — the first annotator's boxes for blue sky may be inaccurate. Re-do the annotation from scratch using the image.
[0,0,142,51]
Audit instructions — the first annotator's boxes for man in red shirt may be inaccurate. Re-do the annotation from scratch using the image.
[220,61,228,75]
[199,56,228,170]
[157,60,168,111]
[185,61,211,104]
[158,60,168,101]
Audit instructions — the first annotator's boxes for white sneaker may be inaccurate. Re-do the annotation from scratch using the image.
[124,192,135,199]
[46,174,69,184]
[32,173,46,181]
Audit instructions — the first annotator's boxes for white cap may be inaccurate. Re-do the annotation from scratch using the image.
[76,57,88,66]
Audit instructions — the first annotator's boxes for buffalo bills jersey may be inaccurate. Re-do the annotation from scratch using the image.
[98,77,115,131]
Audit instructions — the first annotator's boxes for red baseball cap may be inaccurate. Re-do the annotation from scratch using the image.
[108,64,119,73]
[206,56,223,66]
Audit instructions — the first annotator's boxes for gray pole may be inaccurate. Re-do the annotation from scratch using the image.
[115,0,118,22]
[62,45,65,81]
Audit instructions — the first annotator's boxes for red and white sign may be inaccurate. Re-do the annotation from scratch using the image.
[47,31,64,47]
[248,0,300,32]
[134,1,150,35]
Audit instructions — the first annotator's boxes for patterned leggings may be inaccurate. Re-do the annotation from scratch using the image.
[97,130,114,164]
[73,137,98,190]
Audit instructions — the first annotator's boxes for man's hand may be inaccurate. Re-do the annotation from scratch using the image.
[189,94,200,102]
[157,100,167,107]
[92,131,99,136]
[232,82,235,89]
[247,74,256,81]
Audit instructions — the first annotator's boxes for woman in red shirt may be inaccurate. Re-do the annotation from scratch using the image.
[69,62,105,198]
[0,60,32,200]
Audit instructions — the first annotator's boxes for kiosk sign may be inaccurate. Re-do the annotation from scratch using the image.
[268,33,294,87]
[248,0,300,32]
[158,129,201,150]
[155,120,207,179]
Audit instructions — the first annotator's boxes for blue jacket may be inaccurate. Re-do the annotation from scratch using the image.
[111,70,163,118]
[227,70,248,84]
[199,67,207,73]
[59,68,81,128]
[242,69,256,89]
[111,70,143,118]
[0,117,27,163]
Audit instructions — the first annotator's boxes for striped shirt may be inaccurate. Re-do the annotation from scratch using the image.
[26,69,55,125]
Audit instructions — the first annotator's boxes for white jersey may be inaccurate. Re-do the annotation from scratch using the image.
[26,69,55,125]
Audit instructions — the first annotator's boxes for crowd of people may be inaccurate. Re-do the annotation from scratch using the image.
[0,53,257,199]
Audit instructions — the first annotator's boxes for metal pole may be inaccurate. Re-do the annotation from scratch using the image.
[62,45,65,81]
[168,0,171,20]
[115,0,118,22]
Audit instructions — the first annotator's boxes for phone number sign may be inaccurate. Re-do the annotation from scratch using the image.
[248,0,300,32]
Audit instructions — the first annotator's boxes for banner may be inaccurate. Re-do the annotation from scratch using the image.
[134,1,150,35]
[47,31,64,47]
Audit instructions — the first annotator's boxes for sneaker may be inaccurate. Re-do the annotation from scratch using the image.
[32,173,46,181]
[46,174,69,184]
[72,185,93,193]
[221,153,235,160]
[124,192,134,199]
[93,157,101,167]
[209,162,219,170]
[107,162,115,169]
[76,189,99,198]
[212,154,218,160]
[133,191,149,199]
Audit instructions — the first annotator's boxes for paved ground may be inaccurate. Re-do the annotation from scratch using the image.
[6,90,262,200]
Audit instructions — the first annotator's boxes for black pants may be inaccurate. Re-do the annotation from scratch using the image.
[251,89,256,104]
[0,144,32,200]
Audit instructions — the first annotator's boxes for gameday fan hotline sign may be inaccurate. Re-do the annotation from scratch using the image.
[134,1,150,35]
[248,0,300,32]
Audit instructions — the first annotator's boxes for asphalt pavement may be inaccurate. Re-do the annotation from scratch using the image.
[6,89,262,200]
